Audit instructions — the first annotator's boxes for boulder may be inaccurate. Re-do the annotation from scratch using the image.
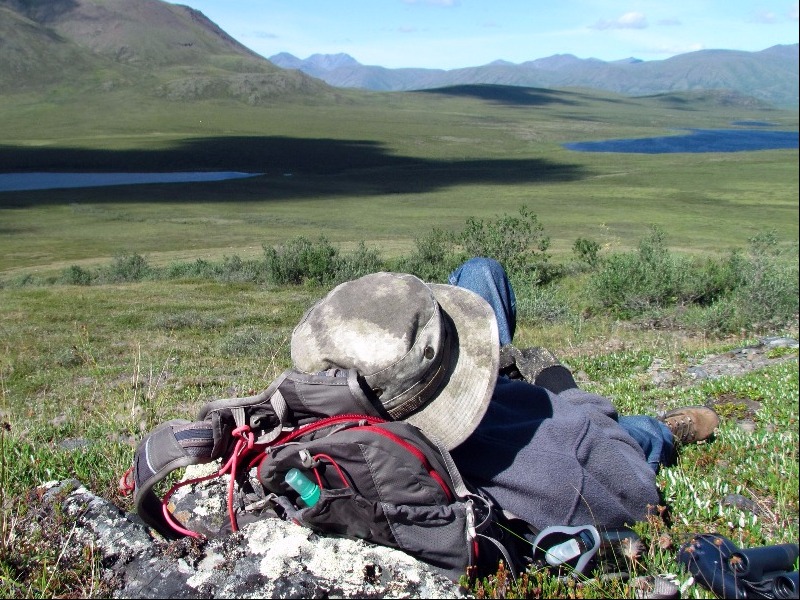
[42,479,465,599]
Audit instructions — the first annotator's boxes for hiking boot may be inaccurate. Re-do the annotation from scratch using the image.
[499,345,578,393]
[500,345,560,382]
[661,406,719,444]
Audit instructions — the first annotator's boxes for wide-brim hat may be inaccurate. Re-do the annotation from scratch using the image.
[290,272,499,449]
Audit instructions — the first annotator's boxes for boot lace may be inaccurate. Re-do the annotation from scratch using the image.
[666,415,696,444]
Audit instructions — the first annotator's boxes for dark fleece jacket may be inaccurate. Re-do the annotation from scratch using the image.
[451,377,660,532]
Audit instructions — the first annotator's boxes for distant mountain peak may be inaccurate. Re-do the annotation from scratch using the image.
[265,46,797,107]
[306,53,360,71]
[268,52,304,69]
[2,2,796,108]
[269,52,361,73]
[487,59,515,66]
[523,54,586,71]
[612,57,643,65]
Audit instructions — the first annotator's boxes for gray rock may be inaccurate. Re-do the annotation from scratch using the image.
[686,366,709,381]
[760,336,799,349]
[737,419,757,434]
[681,338,798,382]
[40,480,465,599]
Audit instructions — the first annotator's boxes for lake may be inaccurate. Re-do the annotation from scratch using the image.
[563,129,799,153]
[0,171,262,193]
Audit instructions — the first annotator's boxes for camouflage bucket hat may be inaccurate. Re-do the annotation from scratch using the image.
[290,272,500,450]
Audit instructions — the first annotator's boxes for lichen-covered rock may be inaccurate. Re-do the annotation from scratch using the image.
[41,480,465,599]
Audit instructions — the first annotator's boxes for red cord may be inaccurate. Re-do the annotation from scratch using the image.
[157,424,257,538]
[350,426,453,501]
[224,425,255,533]
[119,466,135,495]
[160,470,220,539]
[312,453,350,488]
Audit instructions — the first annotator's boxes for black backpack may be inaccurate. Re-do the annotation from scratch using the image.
[120,368,529,581]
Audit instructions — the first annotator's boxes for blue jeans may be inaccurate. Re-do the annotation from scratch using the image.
[449,257,675,471]
[619,416,675,471]
[449,257,517,346]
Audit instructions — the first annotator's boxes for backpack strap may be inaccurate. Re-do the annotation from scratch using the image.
[426,433,523,577]
[120,372,300,538]
[198,368,384,446]
[120,368,385,538]
[119,419,216,538]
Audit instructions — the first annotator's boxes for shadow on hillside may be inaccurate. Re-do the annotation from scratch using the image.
[0,136,589,206]
[12,0,80,21]
[414,85,582,106]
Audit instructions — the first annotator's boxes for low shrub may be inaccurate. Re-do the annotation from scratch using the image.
[5,273,35,287]
[459,206,552,282]
[333,241,385,283]
[3,219,797,337]
[102,252,152,283]
[733,232,799,331]
[264,236,338,285]
[166,258,217,280]
[264,237,386,286]
[675,233,798,333]
[572,237,601,269]
[393,227,462,283]
[217,255,266,283]
[589,226,736,318]
[514,283,573,325]
[59,265,94,286]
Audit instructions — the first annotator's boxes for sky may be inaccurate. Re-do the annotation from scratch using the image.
[172,1,800,69]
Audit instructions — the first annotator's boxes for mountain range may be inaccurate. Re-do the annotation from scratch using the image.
[269,46,799,108]
[0,0,797,108]
[0,0,328,103]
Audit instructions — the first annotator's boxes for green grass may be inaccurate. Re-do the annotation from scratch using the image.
[0,277,797,598]
[0,85,798,597]
[1,88,797,277]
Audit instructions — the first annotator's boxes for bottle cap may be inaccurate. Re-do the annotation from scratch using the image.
[285,468,321,507]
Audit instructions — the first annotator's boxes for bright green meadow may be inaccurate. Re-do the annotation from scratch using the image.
[1,87,797,276]
[0,86,798,597]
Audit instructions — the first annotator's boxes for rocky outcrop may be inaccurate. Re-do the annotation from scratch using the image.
[44,479,464,599]
[645,336,798,388]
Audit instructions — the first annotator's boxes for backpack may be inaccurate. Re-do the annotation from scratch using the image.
[120,367,530,581]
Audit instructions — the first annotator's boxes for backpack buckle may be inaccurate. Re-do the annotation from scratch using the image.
[299,449,320,468]
[465,499,477,539]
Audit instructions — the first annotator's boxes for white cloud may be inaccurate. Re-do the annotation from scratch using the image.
[651,42,706,55]
[590,12,648,30]
[789,1,799,21]
[751,10,779,24]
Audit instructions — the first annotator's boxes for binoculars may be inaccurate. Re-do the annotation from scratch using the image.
[678,533,799,599]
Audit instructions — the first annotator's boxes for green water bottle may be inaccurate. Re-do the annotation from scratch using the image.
[285,468,321,507]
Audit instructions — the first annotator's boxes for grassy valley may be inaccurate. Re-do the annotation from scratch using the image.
[0,1,798,597]
[1,86,797,278]
[1,84,798,598]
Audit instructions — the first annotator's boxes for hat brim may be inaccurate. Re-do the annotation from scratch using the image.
[403,283,499,450]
